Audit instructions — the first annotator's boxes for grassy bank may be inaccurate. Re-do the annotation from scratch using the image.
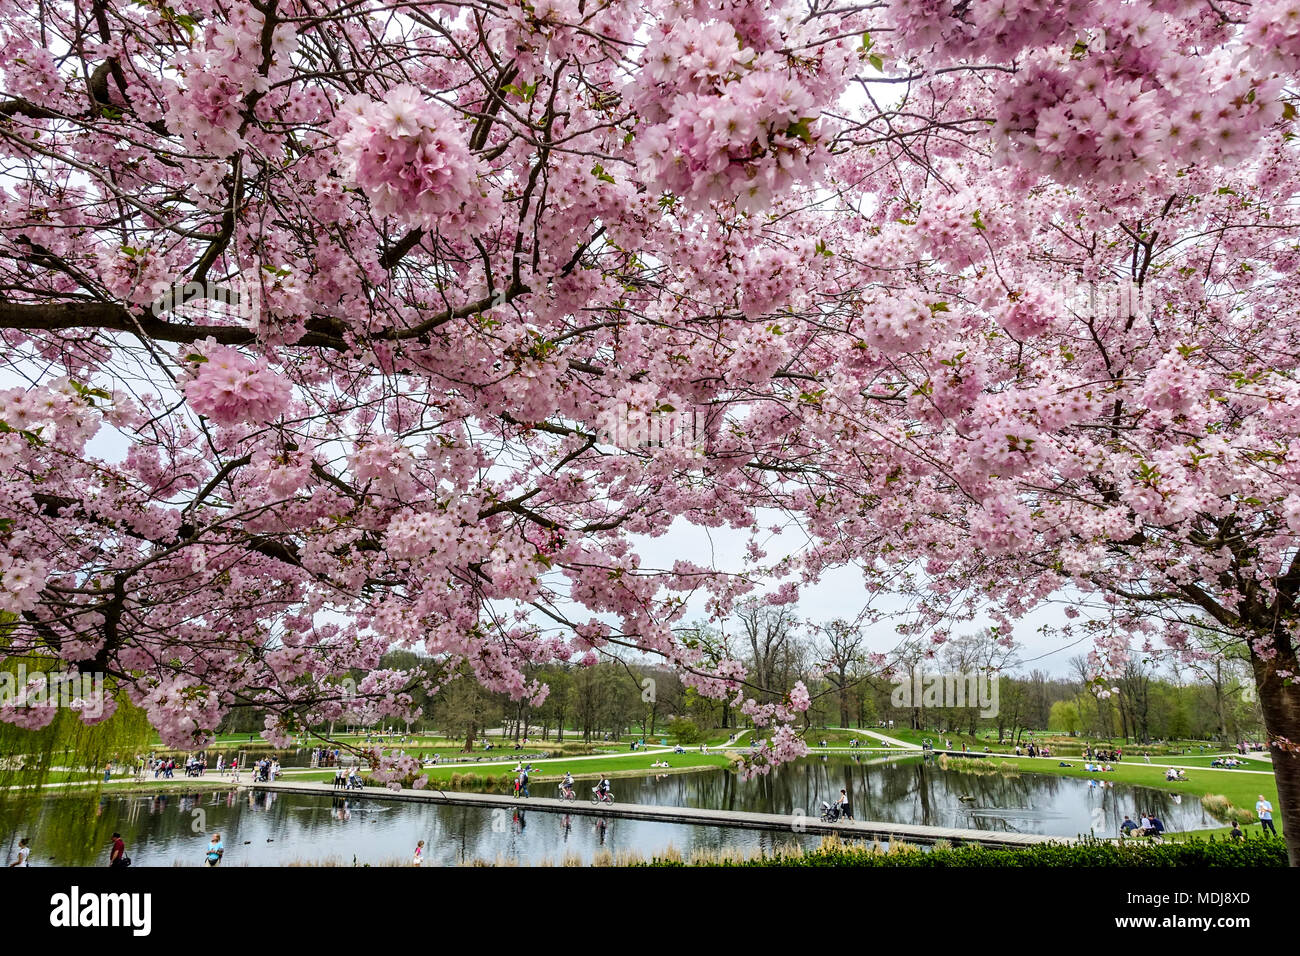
[639,834,1289,867]
[270,834,1288,867]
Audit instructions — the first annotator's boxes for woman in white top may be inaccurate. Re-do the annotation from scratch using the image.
[9,838,30,867]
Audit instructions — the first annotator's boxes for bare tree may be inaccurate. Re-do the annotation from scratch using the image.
[814,619,866,729]
[735,600,798,704]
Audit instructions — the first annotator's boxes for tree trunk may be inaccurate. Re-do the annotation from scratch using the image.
[464,722,476,753]
[1253,654,1300,866]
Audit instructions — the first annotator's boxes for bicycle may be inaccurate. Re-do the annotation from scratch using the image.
[557,784,576,801]
[591,786,614,805]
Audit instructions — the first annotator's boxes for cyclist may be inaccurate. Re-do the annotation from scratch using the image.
[560,772,575,798]
[594,775,611,801]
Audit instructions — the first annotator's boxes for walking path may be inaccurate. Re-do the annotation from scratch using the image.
[853,728,922,749]
[247,777,1068,848]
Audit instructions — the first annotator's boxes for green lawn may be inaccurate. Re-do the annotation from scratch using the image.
[858,726,1242,759]
[294,748,734,787]
[799,729,890,747]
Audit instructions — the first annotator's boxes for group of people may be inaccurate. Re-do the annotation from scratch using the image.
[1082,761,1115,772]
[1083,746,1123,762]
[137,752,249,780]
[251,757,281,783]
[333,766,364,790]
[1014,743,1053,758]
[183,755,208,777]
[1121,813,1165,838]
[1164,768,1188,781]
[513,763,534,797]
[1211,756,1246,768]
[310,747,342,767]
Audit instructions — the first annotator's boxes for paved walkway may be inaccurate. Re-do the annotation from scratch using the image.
[853,729,922,749]
[248,778,1068,847]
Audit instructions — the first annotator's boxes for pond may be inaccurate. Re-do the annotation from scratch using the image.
[614,754,1215,837]
[0,756,1220,866]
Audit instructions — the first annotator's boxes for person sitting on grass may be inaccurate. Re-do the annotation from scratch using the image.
[1230,819,1244,842]
[1121,815,1139,836]
[1146,814,1164,838]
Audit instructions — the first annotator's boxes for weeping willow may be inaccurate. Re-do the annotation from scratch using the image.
[0,653,154,800]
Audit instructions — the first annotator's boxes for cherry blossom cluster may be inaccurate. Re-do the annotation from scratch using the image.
[628,18,829,210]
[181,342,292,427]
[337,85,486,231]
[162,5,298,157]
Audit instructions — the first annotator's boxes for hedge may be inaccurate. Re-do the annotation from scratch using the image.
[639,835,1289,867]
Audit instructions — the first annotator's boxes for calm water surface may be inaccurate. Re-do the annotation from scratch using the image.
[0,755,1219,866]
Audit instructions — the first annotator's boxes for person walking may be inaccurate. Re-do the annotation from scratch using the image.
[8,837,31,867]
[1256,794,1277,836]
[108,832,129,868]
[205,833,224,867]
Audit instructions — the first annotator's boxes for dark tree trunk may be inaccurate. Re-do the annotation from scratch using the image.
[1253,652,1300,866]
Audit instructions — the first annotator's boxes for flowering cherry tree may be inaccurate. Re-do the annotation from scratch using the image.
[0,0,858,778]
[2,0,1300,858]
[784,2,1300,863]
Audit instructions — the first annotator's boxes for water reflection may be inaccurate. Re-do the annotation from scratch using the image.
[0,756,1218,866]
[611,757,1213,837]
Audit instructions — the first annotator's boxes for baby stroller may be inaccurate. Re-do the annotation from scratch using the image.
[820,802,842,823]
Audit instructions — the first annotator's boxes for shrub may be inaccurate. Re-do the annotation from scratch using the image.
[638,835,1288,867]
[1200,793,1246,824]
[937,755,1019,776]
[667,717,702,745]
